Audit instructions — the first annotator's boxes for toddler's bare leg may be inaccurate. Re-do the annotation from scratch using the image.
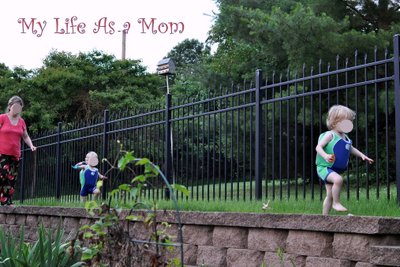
[323,184,333,215]
[326,172,347,212]
[93,189,100,200]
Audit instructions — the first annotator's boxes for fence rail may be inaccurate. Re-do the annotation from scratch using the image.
[17,35,400,204]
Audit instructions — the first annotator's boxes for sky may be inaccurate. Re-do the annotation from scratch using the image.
[0,0,218,73]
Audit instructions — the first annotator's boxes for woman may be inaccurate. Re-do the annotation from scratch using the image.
[0,96,36,205]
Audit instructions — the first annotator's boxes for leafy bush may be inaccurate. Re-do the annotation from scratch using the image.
[0,224,84,267]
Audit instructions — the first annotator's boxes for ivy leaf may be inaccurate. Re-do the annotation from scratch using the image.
[79,225,90,231]
[131,175,146,183]
[110,189,120,197]
[83,232,94,239]
[81,247,98,261]
[118,151,136,170]
[96,180,103,188]
[135,158,150,166]
[130,187,138,198]
[172,184,189,197]
[126,215,142,221]
[84,201,99,216]
[118,184,131,191]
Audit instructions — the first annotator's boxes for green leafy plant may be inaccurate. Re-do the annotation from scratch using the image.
[74,144,188,266]
[0,224,84,267]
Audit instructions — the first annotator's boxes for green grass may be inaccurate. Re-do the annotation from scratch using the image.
[13,180,400,217]
[148,180,400,217]
[157,195,400,217]
[15,187,400,217]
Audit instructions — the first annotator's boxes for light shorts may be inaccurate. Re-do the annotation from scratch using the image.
[317,166,333,184]
[317,165,347,185]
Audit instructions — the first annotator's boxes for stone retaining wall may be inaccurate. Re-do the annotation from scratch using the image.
[0,206,399,267]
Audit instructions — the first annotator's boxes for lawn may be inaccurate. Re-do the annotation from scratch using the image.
[16,183,400,217]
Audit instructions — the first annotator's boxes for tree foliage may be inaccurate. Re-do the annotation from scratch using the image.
[207,0,400,81]
[167,38,211,68]
[166,38,218,99]
[0,50,164,132]
[1,1,400,131]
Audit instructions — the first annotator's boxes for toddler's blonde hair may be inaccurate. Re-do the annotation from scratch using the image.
[326,105,356,130]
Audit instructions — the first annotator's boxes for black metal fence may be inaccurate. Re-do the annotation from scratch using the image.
[17,35,400,204]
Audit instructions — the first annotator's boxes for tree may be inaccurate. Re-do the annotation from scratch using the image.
[208,0,400,80]
[0,50,164,132]
[0,63,32,115]
[167,39,211,69]
[337,0,400,32]
[166,39,215,98]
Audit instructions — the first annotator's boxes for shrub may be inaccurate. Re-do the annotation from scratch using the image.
[0,224,84,267]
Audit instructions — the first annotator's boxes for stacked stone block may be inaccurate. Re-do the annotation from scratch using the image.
[0,206,399,266]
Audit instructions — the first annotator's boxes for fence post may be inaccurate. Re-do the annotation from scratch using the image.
[55,122,62,199]
[102,109,109,200]
[255,69,263,200]
[393,35,400,205]
[19,143,26,203]
[165,93,172,199]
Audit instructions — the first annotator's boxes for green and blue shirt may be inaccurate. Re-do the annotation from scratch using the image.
[315,131,352,181]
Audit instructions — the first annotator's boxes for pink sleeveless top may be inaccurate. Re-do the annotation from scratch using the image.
[0,114,26,158]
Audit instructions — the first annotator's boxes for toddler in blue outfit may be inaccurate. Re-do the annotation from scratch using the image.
[315,105,373,215]
[73,151,107,202]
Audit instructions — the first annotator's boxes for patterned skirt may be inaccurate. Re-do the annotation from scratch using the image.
[0,154,19,205]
